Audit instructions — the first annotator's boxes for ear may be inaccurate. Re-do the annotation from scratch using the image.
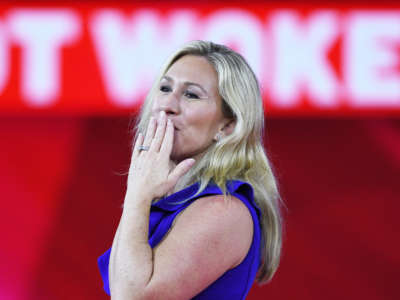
[214,118,236,141]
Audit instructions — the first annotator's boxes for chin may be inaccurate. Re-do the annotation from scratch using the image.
[170,140,184,162]
[170,148,192,164]
[170,152,183,163]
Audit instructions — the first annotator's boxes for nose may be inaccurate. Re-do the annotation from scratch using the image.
[158,91,180,115]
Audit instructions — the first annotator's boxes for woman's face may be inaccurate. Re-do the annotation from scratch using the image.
[151,55,227,162]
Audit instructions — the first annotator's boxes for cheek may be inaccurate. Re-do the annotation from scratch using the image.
[176,114,208,144]
[151,101,160,116]
[185,118,210,138]
[185,106,220,129]
[181,117,219,148]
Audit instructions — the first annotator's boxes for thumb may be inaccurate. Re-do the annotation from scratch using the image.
[167,158,195,186]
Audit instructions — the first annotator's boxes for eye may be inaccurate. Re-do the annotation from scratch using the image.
[160,85,171,93]
[184,91,199,99]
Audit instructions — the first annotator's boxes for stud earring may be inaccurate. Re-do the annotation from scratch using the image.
[215,132,222,142]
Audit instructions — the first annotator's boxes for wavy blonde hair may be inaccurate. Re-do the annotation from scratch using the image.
[133,40,282,283]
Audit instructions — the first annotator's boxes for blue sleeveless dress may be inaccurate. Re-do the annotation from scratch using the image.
[97,180,262,299]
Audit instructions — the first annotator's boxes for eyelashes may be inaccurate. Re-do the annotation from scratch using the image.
[159,85,200,99]
[160,85,172,93]
[184,91,200,99]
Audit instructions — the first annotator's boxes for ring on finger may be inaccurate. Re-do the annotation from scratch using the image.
[139,145,150,152]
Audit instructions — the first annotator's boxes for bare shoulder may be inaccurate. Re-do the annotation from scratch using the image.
[173,194,254,266]
[179,194,253,230]
[147,194,254,299]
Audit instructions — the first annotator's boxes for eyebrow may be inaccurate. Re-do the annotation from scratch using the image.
[161,75,208,95]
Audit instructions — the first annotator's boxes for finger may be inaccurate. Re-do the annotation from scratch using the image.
[151,111,167,152]
[143,116,156,148]
[132,133,144,159]
[160,118,174,154]
[167,158,195,187]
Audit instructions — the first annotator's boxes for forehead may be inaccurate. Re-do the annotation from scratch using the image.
[164,55,218,91]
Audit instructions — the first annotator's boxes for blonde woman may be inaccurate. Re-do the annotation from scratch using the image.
[98,40,283,300]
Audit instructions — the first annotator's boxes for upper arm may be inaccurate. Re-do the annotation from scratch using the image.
[143,195,254,300]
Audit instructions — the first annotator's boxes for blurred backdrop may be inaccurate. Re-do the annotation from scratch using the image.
[1,1,399,299]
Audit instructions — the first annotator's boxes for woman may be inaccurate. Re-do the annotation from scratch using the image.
[98,40,283,299]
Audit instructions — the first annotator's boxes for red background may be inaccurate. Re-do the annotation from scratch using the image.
[1,1,400,300]
[2,117,399,299]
